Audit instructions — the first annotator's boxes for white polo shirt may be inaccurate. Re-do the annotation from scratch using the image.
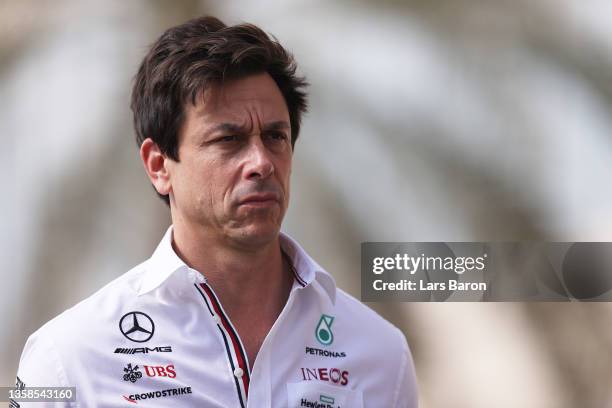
[15,227,417,407]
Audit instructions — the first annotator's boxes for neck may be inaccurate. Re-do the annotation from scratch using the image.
[171,222,293,319]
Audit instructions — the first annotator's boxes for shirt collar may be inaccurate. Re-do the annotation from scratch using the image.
[137,226,188,296]
[138,226,337,304]
[279,231,337,304]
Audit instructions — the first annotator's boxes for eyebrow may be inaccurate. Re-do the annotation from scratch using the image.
[203,121,290,138]
[262,121,291,132]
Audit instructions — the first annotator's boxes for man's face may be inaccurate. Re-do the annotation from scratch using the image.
[167,72,293,249]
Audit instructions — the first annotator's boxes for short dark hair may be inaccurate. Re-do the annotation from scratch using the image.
[131,16,308,205]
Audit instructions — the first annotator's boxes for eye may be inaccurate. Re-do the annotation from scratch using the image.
[265,131,288,142]
[216,135,239,143]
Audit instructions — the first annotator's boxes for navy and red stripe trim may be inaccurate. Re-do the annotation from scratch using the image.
[200,283,251,386]
[194,283,249,408]
[192,252,305,406]
[282,250,306,287]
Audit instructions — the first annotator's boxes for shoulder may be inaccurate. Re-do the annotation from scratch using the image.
[35,260,146,336]
[330,288,417,407]
[17,261,148,382]
[333,287,408,351]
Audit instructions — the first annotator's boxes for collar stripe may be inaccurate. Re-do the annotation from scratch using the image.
[293,268,307,287]
[282,250,307,287]
[198,287,215,316]
[197,283,250,399]
[194,284,248,407]
[200,283,251,380]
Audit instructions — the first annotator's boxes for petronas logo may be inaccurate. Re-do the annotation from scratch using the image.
[315,314,335,346]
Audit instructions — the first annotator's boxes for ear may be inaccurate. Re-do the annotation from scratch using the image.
[140,138,172,196]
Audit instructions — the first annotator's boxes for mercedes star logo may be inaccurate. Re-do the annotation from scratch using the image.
[119,311,155,343]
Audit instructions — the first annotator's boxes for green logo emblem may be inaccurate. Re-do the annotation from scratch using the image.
[315,314,335,346]
[320,394,335,404]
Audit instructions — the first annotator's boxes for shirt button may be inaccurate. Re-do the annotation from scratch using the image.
[233,367,244,378]
[213,315,221,324]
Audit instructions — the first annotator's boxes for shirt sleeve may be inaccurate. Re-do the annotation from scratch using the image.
[392,328,419,408]
[12,330,75,408]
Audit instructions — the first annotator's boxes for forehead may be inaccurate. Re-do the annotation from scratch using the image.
[188,72,290,125]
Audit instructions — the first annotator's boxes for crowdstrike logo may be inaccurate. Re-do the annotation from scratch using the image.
[122,386,192,404]
[315,314,335,346]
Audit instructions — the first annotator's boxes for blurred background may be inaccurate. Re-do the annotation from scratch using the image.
[2,0,612,407]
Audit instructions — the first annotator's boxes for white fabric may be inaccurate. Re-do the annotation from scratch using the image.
[15,226,417,407]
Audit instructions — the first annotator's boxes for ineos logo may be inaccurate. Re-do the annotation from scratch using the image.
[119,311,155,343]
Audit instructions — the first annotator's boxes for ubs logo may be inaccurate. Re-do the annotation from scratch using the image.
[119,311,154,343]
[123,364,143,383]
[144,364,176,378]
[122,363,176,383]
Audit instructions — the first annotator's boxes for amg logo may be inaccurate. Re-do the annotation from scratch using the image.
[114,346,172,354]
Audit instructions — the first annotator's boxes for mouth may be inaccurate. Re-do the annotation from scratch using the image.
[238,193,280,208]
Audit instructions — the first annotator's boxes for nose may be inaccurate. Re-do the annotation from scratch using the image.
[244,138,274,180]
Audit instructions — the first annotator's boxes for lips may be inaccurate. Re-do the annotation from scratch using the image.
[238,193,280,206]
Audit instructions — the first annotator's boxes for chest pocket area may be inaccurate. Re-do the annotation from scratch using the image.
[287,381,363,408]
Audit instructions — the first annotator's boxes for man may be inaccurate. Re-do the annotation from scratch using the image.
[15,16,417,407]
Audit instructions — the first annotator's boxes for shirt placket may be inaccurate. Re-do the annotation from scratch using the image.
[193,273,305,408]
[194,280,251,408]
[246,283,303,408]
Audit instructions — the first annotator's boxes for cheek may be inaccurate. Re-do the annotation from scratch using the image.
[280,161,292,204]
[206,165,236,210]
[175,160,214,209]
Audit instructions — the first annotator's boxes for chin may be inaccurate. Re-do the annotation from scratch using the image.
[230,223,281,249]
